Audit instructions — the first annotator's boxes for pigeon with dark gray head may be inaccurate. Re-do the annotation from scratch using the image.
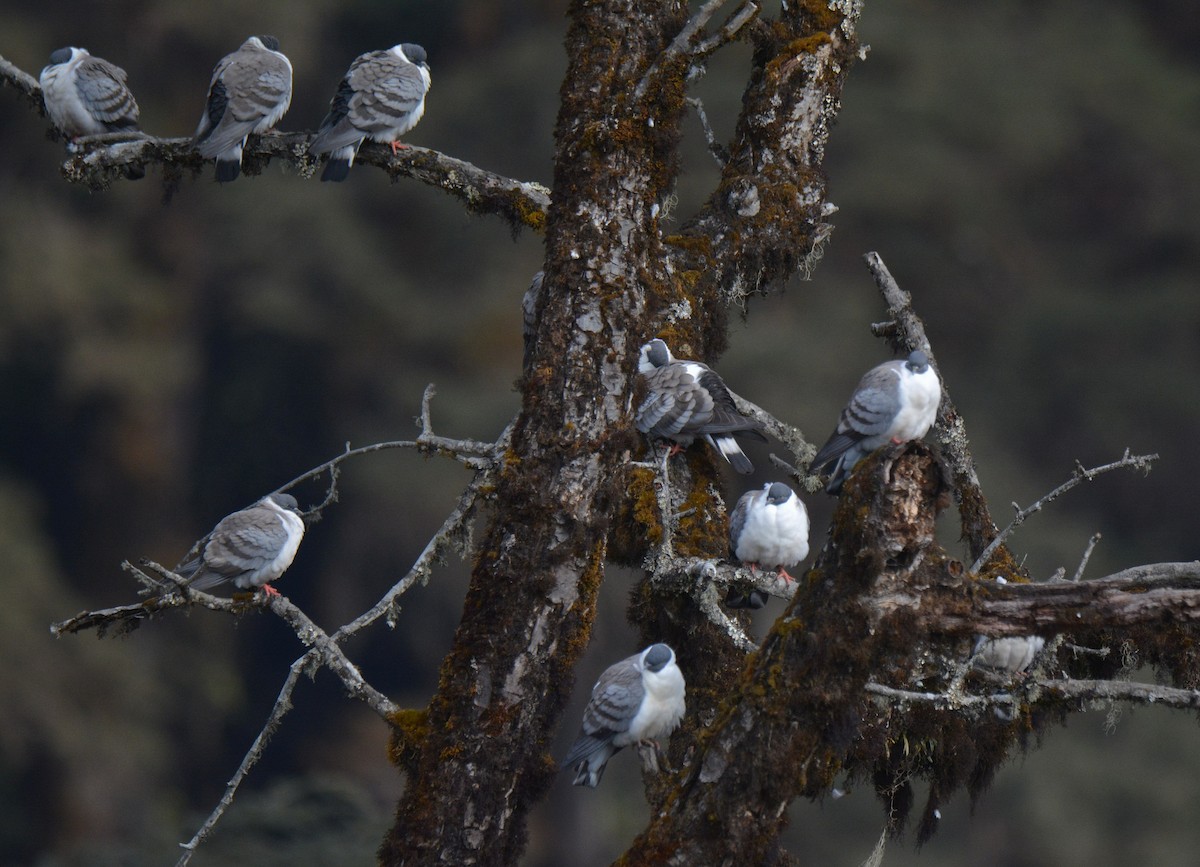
[309,43,431,182]
[810,350,941,493]
[636,338,766,474]
[726,481,809,608]
[194,35,293,183]
[563,643,686,788]
[40,47,140,138]
[176,493,305,596]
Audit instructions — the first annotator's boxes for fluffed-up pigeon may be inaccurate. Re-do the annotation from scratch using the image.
[194,35,293,183]
[636,338,767,474]
[563,643,686,788]
[176,493,305,596]
[810,350,941,493]
[726,481,809,608]
[40,47,140,137]
[309,43,430,182]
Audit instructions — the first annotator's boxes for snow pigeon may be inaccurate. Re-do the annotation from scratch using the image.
[726,482,809,608]
[810,350,941,493]
[563,643,686,788]
[309,43,431,182]
[636,338,767,474]
[973,635,1045,674]
[40,47,140,138]
[175,493,305,596]
[194,35,293,183]
[40,47,144,179]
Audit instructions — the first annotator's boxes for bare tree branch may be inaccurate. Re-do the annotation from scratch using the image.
[969,449,1159,574]
[0,52,41,112]
[0,53,550,225]
[175,653,313,866]
[864,251,999,561]
[634,0,761,100]
[866,677,1200,713]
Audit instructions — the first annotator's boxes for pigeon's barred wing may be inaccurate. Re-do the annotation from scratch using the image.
[696,369,768,440]
[728,489,755,554]
[636,365,715,440]
[580,657,645,740]
[75,57,138,128]
[311,49,429,155]
[196,47,292,158]
[811,363,902,469]
[346,51,428,135]
[183,507,292,589]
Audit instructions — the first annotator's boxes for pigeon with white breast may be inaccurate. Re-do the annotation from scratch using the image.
[309,43,431,182]
[40,47,140,138]
[636,338,767,474]
[175,493,305,596]
[973,635,1045,674]
[726,482,809,608]
[194,36,292,183]
[810,350,941,494]
[563,643,686,788]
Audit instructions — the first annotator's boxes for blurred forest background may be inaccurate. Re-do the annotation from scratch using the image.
[1,1,1198,865]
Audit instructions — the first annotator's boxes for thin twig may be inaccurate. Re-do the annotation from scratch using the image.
[970,450,1158,574]
[686,97,728,168]
[866,677,1200,713]
[1072,532,1103,582]
[634,0,735,101]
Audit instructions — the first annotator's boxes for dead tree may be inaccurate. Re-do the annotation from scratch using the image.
[9,1,1200,865]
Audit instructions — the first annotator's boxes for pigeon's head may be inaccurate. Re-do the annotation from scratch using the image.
[47,47,80,66]
[268,493,301,514]
[638,339,672,373]
[904,350,931,374]
[397,43,429,68]
[641,643,675,673]
[252,35,282,52]
[765,482,793,506]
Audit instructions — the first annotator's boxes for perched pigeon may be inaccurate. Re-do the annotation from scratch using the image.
[194,35,292,183]
[636,338,767,474]
[40,47,140,138]
[973,635,1045,674]
[309,43,431,182]
[810,350,941,493]
[726,482,809,608]
[175,493,305,596]
[563,643,686,788]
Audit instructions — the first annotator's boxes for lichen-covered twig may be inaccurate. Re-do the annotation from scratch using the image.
[634,0,761,100]
[866,677,1200,713]
[969,449,1158,574]
[0,53,550,226]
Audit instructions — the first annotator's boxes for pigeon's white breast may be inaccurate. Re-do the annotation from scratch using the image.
[41,60,102,136]
[890,367,940,441]
[623,664,685,745]
[735,495,809,568]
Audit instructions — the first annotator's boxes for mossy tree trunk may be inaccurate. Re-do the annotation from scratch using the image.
[378,2,863,865]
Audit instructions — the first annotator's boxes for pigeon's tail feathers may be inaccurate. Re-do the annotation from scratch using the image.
[563,736,616,788]
[320,145,357,182]
[185,570,229,591]
[214,158,241,183]
[810,432,856,473]
[710,435,754,474]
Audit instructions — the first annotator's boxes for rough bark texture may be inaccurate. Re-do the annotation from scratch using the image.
[621,443,949,862]
[378,2,690,864]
